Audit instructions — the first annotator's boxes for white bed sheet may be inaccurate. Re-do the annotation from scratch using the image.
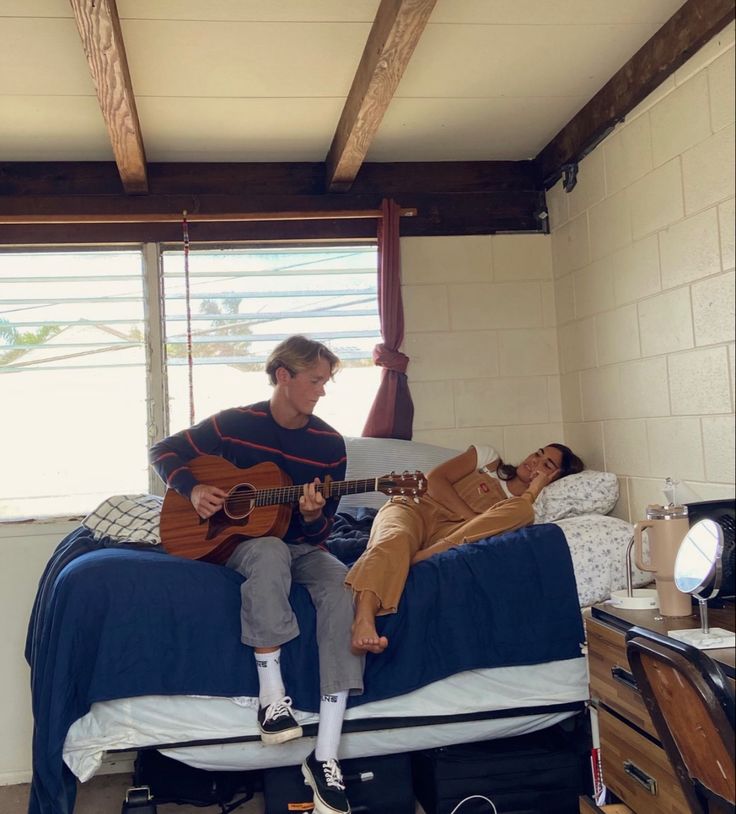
[65,656,587,781]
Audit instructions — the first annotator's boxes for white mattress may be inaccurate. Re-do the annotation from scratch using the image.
[161,711,578,772]
[65,656,588,780]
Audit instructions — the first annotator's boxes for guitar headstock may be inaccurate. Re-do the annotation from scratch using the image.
[377,470,427,498]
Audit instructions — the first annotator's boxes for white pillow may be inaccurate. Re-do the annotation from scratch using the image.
[534,470,619,523]
[83,494,163,545]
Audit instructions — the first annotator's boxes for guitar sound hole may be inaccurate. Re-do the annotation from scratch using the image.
[225,483,255,521]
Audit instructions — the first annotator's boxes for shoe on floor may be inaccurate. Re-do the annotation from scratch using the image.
[301,750,350,814]
[257,696,303,744]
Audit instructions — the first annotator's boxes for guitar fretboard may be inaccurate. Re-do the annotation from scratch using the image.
[253,478,379,507]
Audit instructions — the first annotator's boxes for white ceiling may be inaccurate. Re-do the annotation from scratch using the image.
[0,0,687,164]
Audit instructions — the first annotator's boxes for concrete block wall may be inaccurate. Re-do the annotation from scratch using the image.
[401,233,563,465]
[546,24,735,523]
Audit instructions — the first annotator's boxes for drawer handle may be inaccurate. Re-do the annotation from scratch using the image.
[611,664,638,691]
[623,760,657,795]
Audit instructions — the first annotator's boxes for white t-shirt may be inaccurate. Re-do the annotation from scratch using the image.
[472,444,512,498]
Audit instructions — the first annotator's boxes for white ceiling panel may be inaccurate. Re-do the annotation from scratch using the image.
[0,0,72,18]
[137,98,345,162]
[368,95,587,161]
[117,0,380,23]
[0,96,111,160]
[429,0,686,26]
[398,23,664,99]
[121,20,370,97]
[0,18,95,95]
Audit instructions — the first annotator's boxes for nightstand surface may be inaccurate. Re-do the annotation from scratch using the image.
[590,600,735,676]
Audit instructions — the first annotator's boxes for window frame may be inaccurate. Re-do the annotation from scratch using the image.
[0,238,379,519]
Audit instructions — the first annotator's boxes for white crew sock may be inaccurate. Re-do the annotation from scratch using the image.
[255,649,285,708]
[314,691,348,762]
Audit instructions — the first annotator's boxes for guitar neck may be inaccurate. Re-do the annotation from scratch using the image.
[256,478,378,507]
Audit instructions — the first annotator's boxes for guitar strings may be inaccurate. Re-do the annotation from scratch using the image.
[218,476,419,509]
[222,478,379,509]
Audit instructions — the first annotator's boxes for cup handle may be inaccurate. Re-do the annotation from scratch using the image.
[634,521,655,571]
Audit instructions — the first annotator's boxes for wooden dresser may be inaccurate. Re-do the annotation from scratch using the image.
[581,601,735,814]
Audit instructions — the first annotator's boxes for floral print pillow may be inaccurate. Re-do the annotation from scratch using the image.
[534,470,618,523]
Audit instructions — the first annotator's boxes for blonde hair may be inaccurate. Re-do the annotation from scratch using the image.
[265,335,340,385]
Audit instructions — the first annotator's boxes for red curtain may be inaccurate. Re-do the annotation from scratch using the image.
[362,198,414,439]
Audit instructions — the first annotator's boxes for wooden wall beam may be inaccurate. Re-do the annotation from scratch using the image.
[0,160,539,197]
[0,193,396,223]
[70,0,148,194]
[0,159,544,241]
[0,219,379,246]
[325,0,437,192]
[0,190,545,243]
[535,0,735,188]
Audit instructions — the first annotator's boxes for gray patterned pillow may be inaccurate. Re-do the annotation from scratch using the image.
[340,436,459,511]
[83,494,163,545]
[534,470,619,523]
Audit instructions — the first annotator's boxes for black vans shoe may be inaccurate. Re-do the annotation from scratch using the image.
[301,750,350,814]
[257,696,302,744]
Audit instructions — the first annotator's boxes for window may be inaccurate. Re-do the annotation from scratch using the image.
[161,245,381,436]
[0,244,380,520]
[0,249,149,518]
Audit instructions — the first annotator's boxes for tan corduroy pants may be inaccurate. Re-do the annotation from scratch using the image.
[345,494,533,614]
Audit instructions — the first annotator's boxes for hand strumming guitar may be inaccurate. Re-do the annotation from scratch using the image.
[190,483,228,519]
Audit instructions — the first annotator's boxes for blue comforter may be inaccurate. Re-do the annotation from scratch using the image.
[25,519,583,814]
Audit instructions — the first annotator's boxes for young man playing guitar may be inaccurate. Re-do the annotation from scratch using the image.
[150,335,361,814]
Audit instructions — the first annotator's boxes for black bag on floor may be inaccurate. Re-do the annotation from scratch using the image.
[262,751,415,813]
[412,716,592,814]
[128,749,258,813]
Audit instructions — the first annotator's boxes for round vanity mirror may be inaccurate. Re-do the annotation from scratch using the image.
[674,518,723,597]
[670,519,735,650]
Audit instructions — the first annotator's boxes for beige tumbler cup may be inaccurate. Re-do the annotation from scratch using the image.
[634,504,693,617]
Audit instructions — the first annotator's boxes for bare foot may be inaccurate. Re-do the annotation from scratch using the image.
[351,618,388,655]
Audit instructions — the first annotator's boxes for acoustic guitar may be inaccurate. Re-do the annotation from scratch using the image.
[160,454,427,563]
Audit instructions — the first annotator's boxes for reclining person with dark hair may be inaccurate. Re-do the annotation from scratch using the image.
[346,442,584,655]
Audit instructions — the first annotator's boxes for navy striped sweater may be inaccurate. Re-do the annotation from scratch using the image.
[149,401,347,546]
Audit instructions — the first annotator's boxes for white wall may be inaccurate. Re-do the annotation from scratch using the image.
[0,520,77,784]
[546,23,735,523]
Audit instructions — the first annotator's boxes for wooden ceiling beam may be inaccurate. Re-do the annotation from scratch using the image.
[325,0,437,193]
[535,0,736,188]
[69,0,148,194]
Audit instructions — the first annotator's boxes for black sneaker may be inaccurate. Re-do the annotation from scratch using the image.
[301,750,350,814]
[257,696,303,744]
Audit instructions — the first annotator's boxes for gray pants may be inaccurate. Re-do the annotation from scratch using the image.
[225,537,364,696]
